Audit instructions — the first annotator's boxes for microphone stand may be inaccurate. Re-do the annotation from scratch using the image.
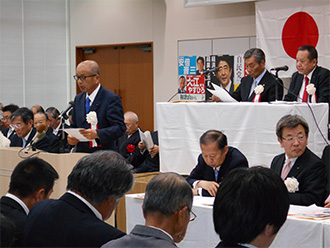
[58,116,67,153]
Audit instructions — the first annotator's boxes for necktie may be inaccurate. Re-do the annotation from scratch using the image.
[249,78,257,97]
[22,138,26,148]
[302,77,309,102]
[281,158,291,180]
[85,97,91,114]
[214,168,219,182]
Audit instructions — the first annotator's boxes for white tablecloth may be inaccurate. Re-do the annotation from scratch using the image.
[156,102,328,174]
[126,194,329,248]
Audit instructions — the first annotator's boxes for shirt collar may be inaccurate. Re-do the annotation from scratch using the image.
[5,193,29,215]
[86,84,101,104]
[23,128,33,142]
[306,66,316,81]
[147,225,174,241]
[221,80,233,92]
[285,155,298,169]
[67,190,102,220]
[255,68,267,85]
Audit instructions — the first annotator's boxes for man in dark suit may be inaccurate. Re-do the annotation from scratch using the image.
[229,48,283,102]
[133,131,160,173]
[24,150,134,247]
[284,45,329,104]
[34,111,60,153]
[271,114,326,206]
[0,157,58,247]
[102,172,194,248]
[186,130,248,197]
[1,104,19,140]
[10,107,51,152]
[68,60,126,153]
[178,76,187,93]
[213,167,289,248]
[196,56,205,75]
[116,111,144,168]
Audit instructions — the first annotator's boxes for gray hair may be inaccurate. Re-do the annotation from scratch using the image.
[124,111,139,122]
[244,48,265,64]
[276,114,309,139]
[67,151,134,205]
[143,172,193,216]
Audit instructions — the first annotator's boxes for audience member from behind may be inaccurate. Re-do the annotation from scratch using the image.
[24,151,134,247]
[187,130,248,196]
[10,107,50,151]
[1,104,19,140]
[102,172,194,248]
[213,167,289,248]
[271,114,326,206]
[116,111,144,168]
[1,214,15,247]
[0,158,58,247]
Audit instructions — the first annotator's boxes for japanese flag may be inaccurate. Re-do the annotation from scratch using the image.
[256,1,330,77]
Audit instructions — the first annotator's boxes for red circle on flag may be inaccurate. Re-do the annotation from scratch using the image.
[282,12,319,59]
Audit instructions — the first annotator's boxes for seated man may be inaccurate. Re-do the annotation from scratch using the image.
[24,151,134,247]
[133,131,160,173]
[213,167,289,248]
[34,111,61,153]
[1,104,19,140]
[116,111,144,168]
[10,107,51,151]
[187,130,248,197]
[102,172,194,247]
[271,114,326,206]
[0,157,58,247]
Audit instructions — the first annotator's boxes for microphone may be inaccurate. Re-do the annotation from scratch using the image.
[202,67,219,74]
[25,124,47,151]
[270,65,289,72]
[58,101,74,120]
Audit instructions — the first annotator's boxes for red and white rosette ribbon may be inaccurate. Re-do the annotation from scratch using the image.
[86,111,98,148]
[306,84,317,103]
[252,85,264,103]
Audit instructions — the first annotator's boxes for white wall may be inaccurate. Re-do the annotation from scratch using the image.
[69,0,256,126]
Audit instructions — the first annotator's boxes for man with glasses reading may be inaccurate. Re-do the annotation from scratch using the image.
[68,60,126,153]
[271,114,326,206]
[102,172,195,247]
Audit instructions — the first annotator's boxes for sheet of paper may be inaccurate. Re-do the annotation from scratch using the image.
[138,128,154,149]
[207,83,238,102]
[64,128,91,142]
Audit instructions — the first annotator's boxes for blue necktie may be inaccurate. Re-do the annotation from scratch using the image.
[85,97,90,114]
[214,168,219,182]
[22,138,26,148]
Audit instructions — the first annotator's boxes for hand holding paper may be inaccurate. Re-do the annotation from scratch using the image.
[207,83,238,102]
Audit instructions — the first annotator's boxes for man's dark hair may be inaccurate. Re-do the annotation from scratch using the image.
[244,48,265,64]
[143,172,193,216]
[179,75,185,80]
[2,104,19,114]
[276,114,309,139]
[45,107,60,119]
[10,107,33,124]
[213,167,289,245]
[9,157,59,198]
[217,55,233,70]
[67,151,134,205]
[197,56,205,64]
[200,130,227,151]
[298,45,318,61]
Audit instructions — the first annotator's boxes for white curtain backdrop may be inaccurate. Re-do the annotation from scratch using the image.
[0,0,69,111]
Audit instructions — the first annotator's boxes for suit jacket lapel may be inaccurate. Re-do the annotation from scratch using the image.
[245,77,254,101]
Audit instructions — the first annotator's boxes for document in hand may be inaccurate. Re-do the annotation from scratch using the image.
[207,83,238,102]
[138,128,154,149]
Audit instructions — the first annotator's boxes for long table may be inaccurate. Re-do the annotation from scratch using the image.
[156,102,329,174]
[126,194,330,248]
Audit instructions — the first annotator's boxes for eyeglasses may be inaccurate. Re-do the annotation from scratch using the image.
[10,123,22,129]
[282,135,306,143]
[189,209,197,221]
[73,74,97,81]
